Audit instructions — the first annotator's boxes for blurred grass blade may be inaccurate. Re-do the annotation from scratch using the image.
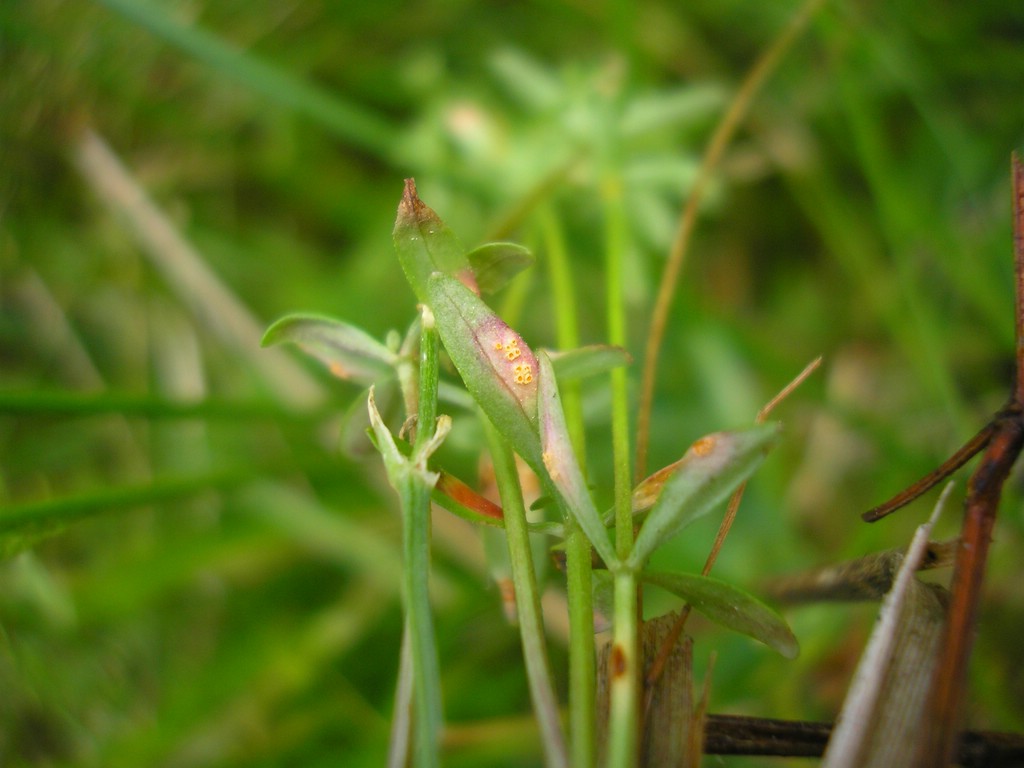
[629,424,780,568]
[91,0,398,157]
[0,389,324,421]
[0,469,255,544]
[489,48,562,110]
[537,351,618,568]
[262,313,398,384]
[547,344,632,382]
[243,482,404,591]
[72,128,324,408]
[641,569,799,659]
[621,83,726,137]
[427,272,543,469]
[466,242,534,294]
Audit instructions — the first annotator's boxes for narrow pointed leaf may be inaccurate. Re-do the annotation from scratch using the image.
[435,471,504,521]
[537,352,618,568]
[339,383,398,458]
[262,313,397,384]
[642,569,799,659]
[366,386,414,481]
[393,179,476,302]
[547,344,633,382]
[466,242,534,294]
[629,423,780,568]
[427,272,543,469]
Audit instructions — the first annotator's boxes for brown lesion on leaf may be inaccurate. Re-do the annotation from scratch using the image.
[610,644,628,679]
[399,178,430,220]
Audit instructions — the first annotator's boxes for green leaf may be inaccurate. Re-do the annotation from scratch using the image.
[537,352,618,568]
[393,179,476,303]
[629,423,780,568]
[0,469,255,554]
[466,242,534,294]
[426,272,543,469]
[547,344,632,381]
[642,569,799,659]
[261,314,397,384]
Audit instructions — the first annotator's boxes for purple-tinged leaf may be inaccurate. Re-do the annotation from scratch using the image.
[629,424,780,568]
[427,272,542,469]
[537,351,618,568]
[632,457,687,516]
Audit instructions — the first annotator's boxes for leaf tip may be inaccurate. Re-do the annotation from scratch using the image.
[398,177,420,217]
[396,177,438,230]
[260,318,286,348]
[777,634,800,660]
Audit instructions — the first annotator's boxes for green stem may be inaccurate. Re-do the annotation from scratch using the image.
[404,318,443,767]
[606,568,639,768]
[482,417,569,768]
[387,625,414,768]
[603,174,639,767]
[415,317,440,452]
[541,205,596,768]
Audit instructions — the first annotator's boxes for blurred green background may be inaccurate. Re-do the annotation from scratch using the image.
[2,1,1023,765]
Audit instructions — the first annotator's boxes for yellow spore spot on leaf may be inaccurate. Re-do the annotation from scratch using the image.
[542,450,559,480]
[513,363,533,385]
[691,435,716,457]
[503,338,522,360]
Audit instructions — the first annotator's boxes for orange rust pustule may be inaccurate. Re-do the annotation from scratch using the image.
[691,435,716,457]
[610,644,628,679]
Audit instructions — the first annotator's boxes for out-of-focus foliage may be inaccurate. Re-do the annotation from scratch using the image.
[1,1,1023,765]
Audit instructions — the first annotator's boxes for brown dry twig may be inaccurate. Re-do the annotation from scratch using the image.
[861,155,1024,767]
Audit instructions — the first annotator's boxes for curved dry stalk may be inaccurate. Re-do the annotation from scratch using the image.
[643,357,820,712]
[635,0,825,478]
